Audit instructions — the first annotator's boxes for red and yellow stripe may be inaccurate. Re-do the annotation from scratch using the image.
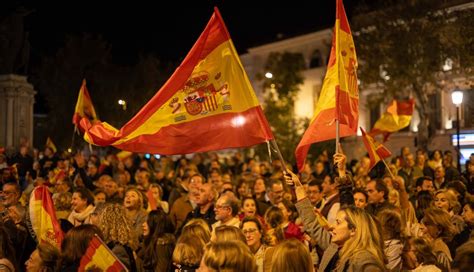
[361,127,392,170]
[296,0,359,171]
[369,99,415,140]
[73,79,98,127]
[29,186,64,248]
[79,8,273,154]
[79,236,126,272]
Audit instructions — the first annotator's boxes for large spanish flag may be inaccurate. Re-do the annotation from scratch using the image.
[28,186,64,248]
[72,79,98,128]
[295,0,359,171]
[79,8,273,154]
[79,235,127,272]
[369,99,415,141]
[361,127,392,171]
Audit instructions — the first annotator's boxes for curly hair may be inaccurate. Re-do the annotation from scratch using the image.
[98,204,133,245]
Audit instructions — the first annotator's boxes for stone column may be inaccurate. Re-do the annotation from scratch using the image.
[0,74,36,149]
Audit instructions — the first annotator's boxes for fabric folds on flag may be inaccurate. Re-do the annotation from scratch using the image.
[361,127,392,171]
[28,186,64,248]
[295,0,359,171]
[73,79,98,128]
[369,99,415,141]
[79,235,127,272]
[79,8,273,154]
[45,137,57,153]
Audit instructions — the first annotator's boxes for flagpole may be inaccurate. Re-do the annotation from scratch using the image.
[381,159,395,179]
[93,234,129,272]
[70,126,77,153]
[270,139,288,173]
[336,120,340,153]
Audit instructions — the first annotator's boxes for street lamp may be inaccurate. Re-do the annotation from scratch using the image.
[451,88,463,172]
[118,99,127,110]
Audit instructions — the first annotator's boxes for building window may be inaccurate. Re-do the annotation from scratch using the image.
[309,50,323,68]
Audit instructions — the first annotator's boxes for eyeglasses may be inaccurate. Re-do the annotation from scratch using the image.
[242,228,258,235]
[215,205,229,210]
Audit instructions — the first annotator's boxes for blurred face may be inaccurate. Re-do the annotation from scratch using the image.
[315,162,325,174]
[462,205,474,226]
[420,180,434,192]
[55,181,70,193]
[434,192,450,212]
[25,249,42,272]
[321,176,334,196]
[242,199,257,217]
[277,202,291,222]
[434,167,444,179]
[104,181,118,197]
[416,154,426,166]
[238,182,249,198]
[270,183,284,205]
[330,211,353,245]
[189,176,203,194]
[136,171,149,185]
[197,184,212,206]
[94,192,106,205]
[124,191,140,209]
[142,221,150,236]
[71,192,88,212]
[214,197,231,221]
[1,184,19,207]
[242,221,262,250]
[405,154,415,167]
[254,179,265,194]
[307,185,322,205]
[366,181,384,204]
[210,173,223,190]
[151,187,161,200]
[353,192,368,208]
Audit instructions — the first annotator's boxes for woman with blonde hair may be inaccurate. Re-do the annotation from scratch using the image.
[181,220,211,244]
[212,225,246,243]
[172,235,205,272]
[271,239,313,272]
[98,204,137,271]
[287,168,386,271]
[420,207,456,271]
[123,187,147,241]
[434,189,464,233]
[197,240,257,272]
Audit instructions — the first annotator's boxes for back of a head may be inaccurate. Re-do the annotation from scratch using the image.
[38,242,60,272]
[172,235,205,270]
[453,240,474,272]
[61,224,103,264]
[202,240,257,272]
[213,225,246,243]
[271,239,312,272]
[377,209,402,240]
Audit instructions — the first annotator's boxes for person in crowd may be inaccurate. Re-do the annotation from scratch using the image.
[103,179,122,203]
[211,194,241,232]
[288,150,386,272]
[257,179,285,216]
[148,183,169,213]
[377,209,403,271]
[1,182,23,212]
[181,219,211,244]
[398,153,415,191]
[59,224,103,271]
[442,153,460,182]
[123,188,147,240]
[434,189,464,233]
[263,206,285,246]
[271,238,313,272]
[319,174,341,225]
[412,151,433,185]
[453,240,474,272]
[181,182,216,230]
[428,150,443,172]
[138,209,175,272]
[197,240,257,272]
[402,237,442,271]
[172,235,205,272]
[236,178,251,199]
[0,224,16,272]
[366,178,395,216]
[169,174,201,231]
[307,179,324,209]
[53,191,72,220]
[277,199,304,242]
[212,225,246,243]
[25,242,60,272]
[433,166,447,190]
[68,187,95,226]
[98,204,137,271]
[93,189,107,205]
[415,190,434,222]
[420,207,457,271]
[253,176,266,201]
[241,216,274,272]
[353,188,368,209]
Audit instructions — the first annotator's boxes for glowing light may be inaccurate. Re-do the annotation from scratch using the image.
[265,72,273,79]
[231,115,246,127]
[451,90,463,106]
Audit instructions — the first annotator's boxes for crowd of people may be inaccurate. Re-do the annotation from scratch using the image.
[0,143,473,271]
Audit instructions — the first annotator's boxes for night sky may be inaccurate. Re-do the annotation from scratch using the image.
[17,0,361,63]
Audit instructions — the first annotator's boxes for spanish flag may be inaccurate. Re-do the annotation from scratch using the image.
[45,137,57,153]
[116,150,133,161]
[369,99,415,141]
[295,0,359,171]
[79,235,127,272]
[72,79,98,128]
[361,127,392,171]
[28,186,64,248]
[78,8,273,154]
